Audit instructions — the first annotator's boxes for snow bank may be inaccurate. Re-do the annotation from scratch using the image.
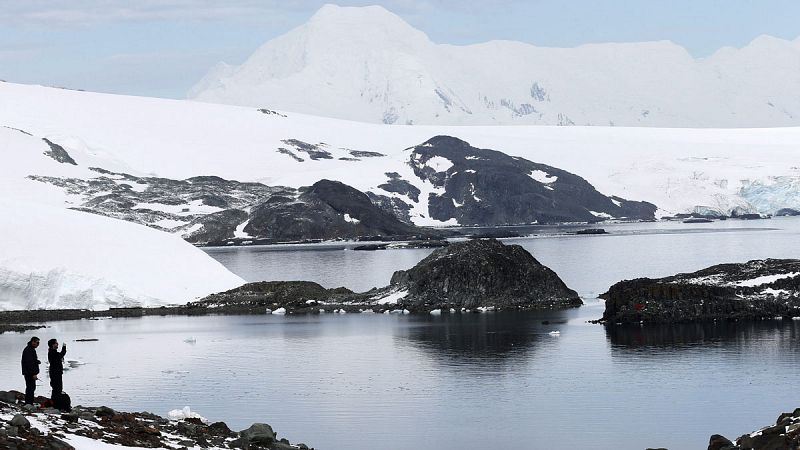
[0,199,243,310]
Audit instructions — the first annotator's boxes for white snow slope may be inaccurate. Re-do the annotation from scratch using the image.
[190,4,800,128]
[2,81,799,223]
[0,121,244,311]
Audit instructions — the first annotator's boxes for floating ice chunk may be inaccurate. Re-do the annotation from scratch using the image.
[429,309,442,315]
[402,309,410,314]
[449,308,456,313]
[477,306,496,313]
[548,331,561,336]
[361,309,375,314]
[272,307,286,315]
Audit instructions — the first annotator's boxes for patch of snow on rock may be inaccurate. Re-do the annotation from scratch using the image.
[373,289,408,305]
[736,272,800,287]
[530,170,558,184]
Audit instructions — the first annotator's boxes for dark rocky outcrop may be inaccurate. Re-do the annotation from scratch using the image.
[41,138,77,165]
[195,281,357,313]
[600,259,800,324]
[709,407,800,450]
[776,208,800,217]
[389,238,581,310]
[401,136,657,225]
[241,179,438,242]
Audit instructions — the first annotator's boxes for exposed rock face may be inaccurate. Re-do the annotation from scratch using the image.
[400,136,656,224]
[41,138,77,165]
[390,238,581,310]
[30,169,439,245]
[601,259,800,324]
[242,180,435,242]
[708,407,800,450]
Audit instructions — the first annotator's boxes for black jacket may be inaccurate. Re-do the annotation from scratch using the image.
[48,347,67,375]
[21,344,40,377]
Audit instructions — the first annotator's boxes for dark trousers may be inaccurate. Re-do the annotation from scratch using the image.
[24,375,36,404]
[50,373,63,399]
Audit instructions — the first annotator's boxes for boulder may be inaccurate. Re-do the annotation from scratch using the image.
[0,391,17,404]
[390,238,581,310]
[10,414,30,428]
[239,422,277,447]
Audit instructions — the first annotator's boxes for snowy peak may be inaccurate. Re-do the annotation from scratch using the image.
[190,5,800,127]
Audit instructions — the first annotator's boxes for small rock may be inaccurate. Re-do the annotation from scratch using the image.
[708,434,734,450]
[95,406,116,417]
[61,412,79,423]
[10,414,30,428]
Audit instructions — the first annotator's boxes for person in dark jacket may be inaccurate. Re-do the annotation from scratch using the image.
[47,338,67,400]
[20,336,41,405]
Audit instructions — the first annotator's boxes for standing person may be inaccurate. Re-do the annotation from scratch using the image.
[20,337,41,405]
[47,338,67,401]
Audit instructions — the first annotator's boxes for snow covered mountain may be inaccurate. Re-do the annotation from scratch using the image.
[190,4,800,128]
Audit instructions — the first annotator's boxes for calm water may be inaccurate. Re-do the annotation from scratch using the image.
[3,218,800,449]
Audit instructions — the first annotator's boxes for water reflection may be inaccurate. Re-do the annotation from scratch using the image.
[605,319,800,350]
[395,310,572,367]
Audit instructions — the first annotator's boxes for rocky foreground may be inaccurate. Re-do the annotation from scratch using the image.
[600,259,800,324]
[0,390,311,450]
[707,407,800,450]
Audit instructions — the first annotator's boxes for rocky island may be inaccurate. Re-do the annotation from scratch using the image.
[600,259,800,324]
[196,238,581,314]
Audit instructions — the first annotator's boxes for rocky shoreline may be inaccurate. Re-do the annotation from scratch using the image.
[3,386,798,450]
[707,407,800,450]
[0,390,312,449]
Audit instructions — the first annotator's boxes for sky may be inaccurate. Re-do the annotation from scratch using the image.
[1,0,799,99]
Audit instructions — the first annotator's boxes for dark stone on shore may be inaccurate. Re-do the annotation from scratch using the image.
[0,391,18,404]
[95,406,116,417]
[708,434,735,450]
[11,414,30,428]
[390,238,581,311]
[600,259,800,324]
[239,423,277,447]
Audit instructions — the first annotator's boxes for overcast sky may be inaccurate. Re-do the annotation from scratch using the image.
[2,0,799,99]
